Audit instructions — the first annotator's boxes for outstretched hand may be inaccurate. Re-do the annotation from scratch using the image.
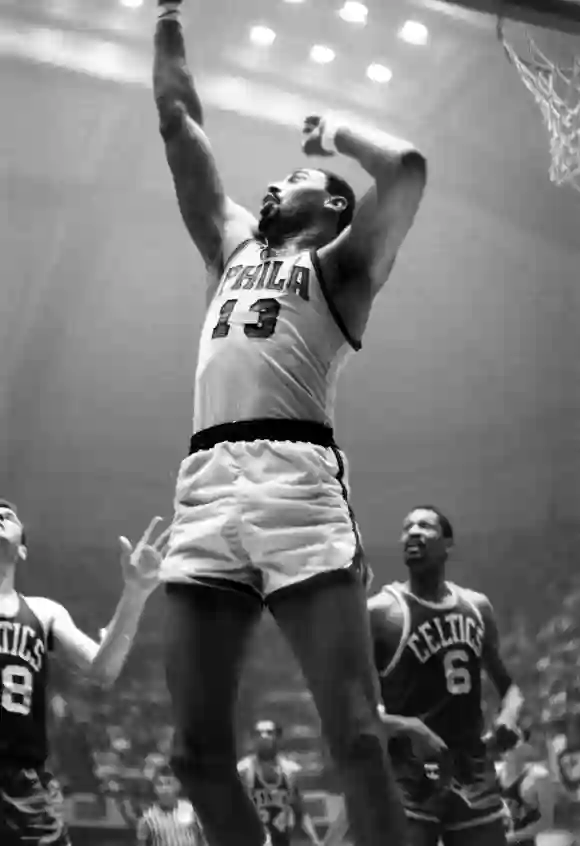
[301,115,335,158]
[119,516,171,596]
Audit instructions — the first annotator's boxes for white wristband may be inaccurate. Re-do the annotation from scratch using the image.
[157,2,182,21]
[320,119,339,154]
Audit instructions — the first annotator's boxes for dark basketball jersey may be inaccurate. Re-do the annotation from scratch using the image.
[378,582,486,750]
[238,755,299,846]
[0,595,51,766]
[501,768,541,843]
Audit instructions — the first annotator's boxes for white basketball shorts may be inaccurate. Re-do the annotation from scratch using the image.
[161,419,367,598]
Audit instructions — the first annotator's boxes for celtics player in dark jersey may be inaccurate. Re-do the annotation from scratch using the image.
[238,721,321,846]
[0,500,168,845]
[326,505,523,846]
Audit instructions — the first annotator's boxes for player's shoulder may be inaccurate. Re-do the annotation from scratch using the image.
[452,583,493,613]
[237,754,255,776]
[278,756,302,779]
[525,762,552,785]
[368,582,408,612]
[24,596,66,631]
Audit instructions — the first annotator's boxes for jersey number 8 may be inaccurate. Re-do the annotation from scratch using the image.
[443,649,472,695]
[1,664,33,716]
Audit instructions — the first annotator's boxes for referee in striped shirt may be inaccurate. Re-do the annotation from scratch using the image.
[137,765,206,846]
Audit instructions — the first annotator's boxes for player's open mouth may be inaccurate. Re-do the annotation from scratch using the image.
[405,541,425,553]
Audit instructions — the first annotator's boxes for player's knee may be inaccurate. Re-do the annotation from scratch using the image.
[328,714,385,770]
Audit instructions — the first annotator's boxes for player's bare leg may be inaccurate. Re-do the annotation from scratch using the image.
[268,570,408,846]
[164,583,265,846]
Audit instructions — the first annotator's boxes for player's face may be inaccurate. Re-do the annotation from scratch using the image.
[0,507,24,559]
[258,169,329,236]
[155,774,179,805]
[401,508,447,569]
[254,721,279,758]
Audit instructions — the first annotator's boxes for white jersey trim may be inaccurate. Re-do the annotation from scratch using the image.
[378,585,411,679]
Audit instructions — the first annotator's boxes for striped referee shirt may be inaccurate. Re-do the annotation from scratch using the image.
[136,800,205,846]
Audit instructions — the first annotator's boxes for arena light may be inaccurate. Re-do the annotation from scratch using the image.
[120,0,143,7]
[338,2,368,25]
[310,44,336,64]
[249,25,277,47]
[366,63,393,83]
[398,20,429,46]
[283,0,307,4]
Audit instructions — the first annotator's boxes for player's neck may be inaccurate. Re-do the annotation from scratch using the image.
[408,570,448,603]
[0,565,16,595]
[264,227,332,256]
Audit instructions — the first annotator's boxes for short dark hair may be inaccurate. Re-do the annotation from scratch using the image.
[152,763,174,784]
[410,505,454,541]
[0,499,27,547]
[318,169,356,233]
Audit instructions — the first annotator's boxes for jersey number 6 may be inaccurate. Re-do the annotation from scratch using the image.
[443,649,472,695]
[212,298,281,339]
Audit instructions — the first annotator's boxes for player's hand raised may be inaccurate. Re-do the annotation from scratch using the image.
[302,116,335,158]
[119,516,171,596]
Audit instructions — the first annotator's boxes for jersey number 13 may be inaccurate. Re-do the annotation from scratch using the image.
[212,298,281,340]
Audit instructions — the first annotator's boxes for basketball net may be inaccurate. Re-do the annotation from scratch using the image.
[497,17,580,193]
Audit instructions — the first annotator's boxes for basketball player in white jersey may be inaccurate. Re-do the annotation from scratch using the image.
[0,500,167,845]
[153,4,426,846]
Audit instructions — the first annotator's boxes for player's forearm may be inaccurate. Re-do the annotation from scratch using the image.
[507,819,549,843]
[334,123,425,181]
[300,813,321,845]
[154,3,204,127]
[89,585,152,686]
[377,704,414,738]
[323,807,349,846]
[497,684,524,729]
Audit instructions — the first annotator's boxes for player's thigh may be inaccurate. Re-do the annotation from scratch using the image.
[443,818,507,846]
[268,570,379,737]
[164,582,262,744]
[407,817,442,846]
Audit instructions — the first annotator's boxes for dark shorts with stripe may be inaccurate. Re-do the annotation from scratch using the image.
[161,419,369,598]
[0,765,70,845]
[393,746,505,831]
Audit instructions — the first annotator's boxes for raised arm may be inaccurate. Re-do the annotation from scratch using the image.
[154,1,256,274]
[35,517,167,687]
[305,117,426,331]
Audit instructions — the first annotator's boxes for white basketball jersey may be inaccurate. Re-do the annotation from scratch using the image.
[193,240,357,432]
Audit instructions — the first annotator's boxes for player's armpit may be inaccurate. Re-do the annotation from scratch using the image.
[319,125,427,297]
[162,115,257,274]
[49,603,100,673]
[367,590,406,676]
[153,13,257,275]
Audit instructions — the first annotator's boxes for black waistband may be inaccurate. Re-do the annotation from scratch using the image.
[189,419,336,454]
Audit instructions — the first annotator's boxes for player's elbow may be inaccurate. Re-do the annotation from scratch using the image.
[87,661,119,689]
[396,150,428,196]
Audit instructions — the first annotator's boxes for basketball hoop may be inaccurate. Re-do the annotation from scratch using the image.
[497,15,580,192]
